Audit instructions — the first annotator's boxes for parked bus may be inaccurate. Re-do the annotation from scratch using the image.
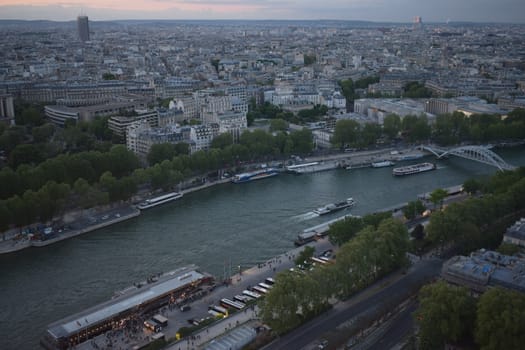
[208,309,223,318]
[258,282,273,290]
[311,257,328,265]
[234,295,252,303]
[220,298,245,310]
[319,256,334,263]
[144,320,162,332]
[251,285,269,294]
[242,290,261,299]
[209,305,228,316]
[152,314,168,327]
[265,277,275,285]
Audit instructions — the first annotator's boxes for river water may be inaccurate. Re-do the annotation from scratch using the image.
[1,147,524,349]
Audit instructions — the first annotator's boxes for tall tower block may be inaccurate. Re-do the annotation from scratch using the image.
[77,15,90,42]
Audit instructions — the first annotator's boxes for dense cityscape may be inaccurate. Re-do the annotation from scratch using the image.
[1,8,525,350]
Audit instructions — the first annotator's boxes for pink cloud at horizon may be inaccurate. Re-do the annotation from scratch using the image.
[0,0,264,13]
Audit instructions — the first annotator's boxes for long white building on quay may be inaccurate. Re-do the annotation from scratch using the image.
[41,265,214,350]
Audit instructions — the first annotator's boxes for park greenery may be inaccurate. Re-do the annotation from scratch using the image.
[1,96,524,234]
[415,282,525,350]
[260,217,410,334]
[0,116,314,231]
[422,168,525,255]
[246,100,328,125]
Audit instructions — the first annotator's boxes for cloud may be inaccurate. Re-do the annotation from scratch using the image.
[0,0,523,22]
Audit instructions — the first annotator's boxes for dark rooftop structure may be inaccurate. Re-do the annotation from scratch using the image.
[41,265,213,350]
[442,249,525,294]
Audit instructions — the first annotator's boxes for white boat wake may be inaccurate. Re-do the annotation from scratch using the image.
[291,212,319,221]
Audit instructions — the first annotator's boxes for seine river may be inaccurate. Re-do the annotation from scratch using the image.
[1,147,525,349]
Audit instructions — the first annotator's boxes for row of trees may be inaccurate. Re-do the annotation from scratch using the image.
[260,216,410,334]
[433,108,525,145]
[331,108,525,149]
[416,281,525,350]
[246,101,329,125]
[424,168,525,255]
[0,126,315,231]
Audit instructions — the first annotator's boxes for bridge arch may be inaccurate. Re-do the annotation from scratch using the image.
[419,145,516,171]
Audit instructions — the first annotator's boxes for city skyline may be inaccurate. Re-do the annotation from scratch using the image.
[0,0,524,23]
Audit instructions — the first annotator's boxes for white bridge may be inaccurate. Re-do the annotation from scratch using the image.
[419,145,516,171]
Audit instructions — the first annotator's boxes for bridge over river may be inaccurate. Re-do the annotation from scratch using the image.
[419,145,516,171]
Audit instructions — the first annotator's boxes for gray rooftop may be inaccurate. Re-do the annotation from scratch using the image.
[47,266,204,339]
[204,326,257,350]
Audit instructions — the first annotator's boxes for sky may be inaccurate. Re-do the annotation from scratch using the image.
[0,0,524,23]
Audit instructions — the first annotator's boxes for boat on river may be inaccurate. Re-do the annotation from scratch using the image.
[231,168,279,183]
[392,162,436,176]
[371,160,395,168]
[313,198,355,215]
[137,192,183,210]
[286,161,339,174]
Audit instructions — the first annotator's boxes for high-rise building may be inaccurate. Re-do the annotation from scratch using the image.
[413,16,423,31]
[77,15,90,42]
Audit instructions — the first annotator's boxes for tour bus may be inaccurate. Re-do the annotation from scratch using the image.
[258,282,273,290]
[251,285,269,294]
[265,277,275,285]
[144,319,162,332]
[234,294,252,303]
[209,305,229,316]
[220,298,245,310]
[311,257,329,265]
[152,314,168,327]
[242,290,261,299]
[208,309,223,318]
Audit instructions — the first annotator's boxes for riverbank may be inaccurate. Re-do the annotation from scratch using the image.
[0,146,446,256]
[0,207,140,254]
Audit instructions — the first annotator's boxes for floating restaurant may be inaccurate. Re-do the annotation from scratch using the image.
[41,265,213,350]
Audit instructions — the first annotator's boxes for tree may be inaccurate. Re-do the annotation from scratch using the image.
[290,128,313,154]
[416,281,476,350]
[174,142,190,155]
[359,123,382,146]
[429,188,448,209]
[332,119,360,148]
[382,114,401,139]
[211,133,233,149]
[475,288,525,350]
[15,105,44,126]
[147,143,178,166]
[0,201,11,233]
[303,54,316,65]
[269,118,289,132]
[102,72,117,80]
[403,200,426,220]
[32,123,55,143]
[328,216,364,246]
[403,81,432,98]
[260,271,323,334]
[463,178,481,195]
[496,242,521,256]
[295,246,315,266]
[9,144,45,169]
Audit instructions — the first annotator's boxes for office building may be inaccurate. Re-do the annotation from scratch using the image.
[77,15,90,42]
